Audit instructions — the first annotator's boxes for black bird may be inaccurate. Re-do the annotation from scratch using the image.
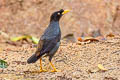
[27,9,69,72]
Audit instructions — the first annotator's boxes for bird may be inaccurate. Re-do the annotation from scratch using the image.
[27,9,70,72]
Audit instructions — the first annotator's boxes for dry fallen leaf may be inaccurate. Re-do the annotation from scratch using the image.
[84,38,99,42]
[77,37,99,45]
[78,37,99,42]
[77,40,91,45]
[77,37,82,42]
[106,33,115,37]
[104,77,118,80]
[83,37,99,42]
[88,64,108,73]
[98,64,108,71]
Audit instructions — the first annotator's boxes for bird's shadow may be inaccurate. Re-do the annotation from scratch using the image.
[23,70,45,74]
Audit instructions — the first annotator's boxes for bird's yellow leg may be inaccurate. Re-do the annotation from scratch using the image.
[49,61,60,72]
[39,58,47,72]
[30,58,47,73]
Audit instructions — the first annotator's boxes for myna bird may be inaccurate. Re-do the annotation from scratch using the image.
[27,9,70,72]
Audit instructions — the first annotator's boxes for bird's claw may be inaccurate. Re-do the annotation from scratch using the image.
[51,69,61,72]
[40,69,47,72]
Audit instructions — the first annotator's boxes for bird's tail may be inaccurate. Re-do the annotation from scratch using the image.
[27,54,39,64]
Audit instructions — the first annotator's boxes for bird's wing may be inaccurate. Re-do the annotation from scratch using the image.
[35,22,60,57]
[35,39,44,57]
[35,35,59,57]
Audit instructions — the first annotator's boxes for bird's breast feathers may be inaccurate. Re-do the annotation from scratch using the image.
[41,22,61,40]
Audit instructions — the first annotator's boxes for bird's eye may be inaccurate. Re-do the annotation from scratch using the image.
[58,13,60,15]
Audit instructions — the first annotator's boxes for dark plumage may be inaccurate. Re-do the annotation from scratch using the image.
[27,9,69,72]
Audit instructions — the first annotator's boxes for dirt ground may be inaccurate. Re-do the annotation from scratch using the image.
[0,36,120,80]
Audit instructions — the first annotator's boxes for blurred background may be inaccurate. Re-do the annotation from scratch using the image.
[0,0,120,40]
[0,1,120,79]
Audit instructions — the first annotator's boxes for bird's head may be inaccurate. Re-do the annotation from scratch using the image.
[50,9,70,22]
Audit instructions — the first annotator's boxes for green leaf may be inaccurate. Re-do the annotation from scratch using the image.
[10,35,39,44]
[30,37,39,44]
[0,59,8,68]
[10,35,31,42]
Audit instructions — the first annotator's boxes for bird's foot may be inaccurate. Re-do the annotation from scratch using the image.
[51,69,61,72]
[40,69,47,72]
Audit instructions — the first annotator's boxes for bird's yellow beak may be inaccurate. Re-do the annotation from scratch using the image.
[62,10,70,14]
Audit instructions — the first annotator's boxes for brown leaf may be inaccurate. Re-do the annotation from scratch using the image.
[77,37,82,42]
[83,37,99,42]
[106,33,115,37]
[104,77,118,80]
